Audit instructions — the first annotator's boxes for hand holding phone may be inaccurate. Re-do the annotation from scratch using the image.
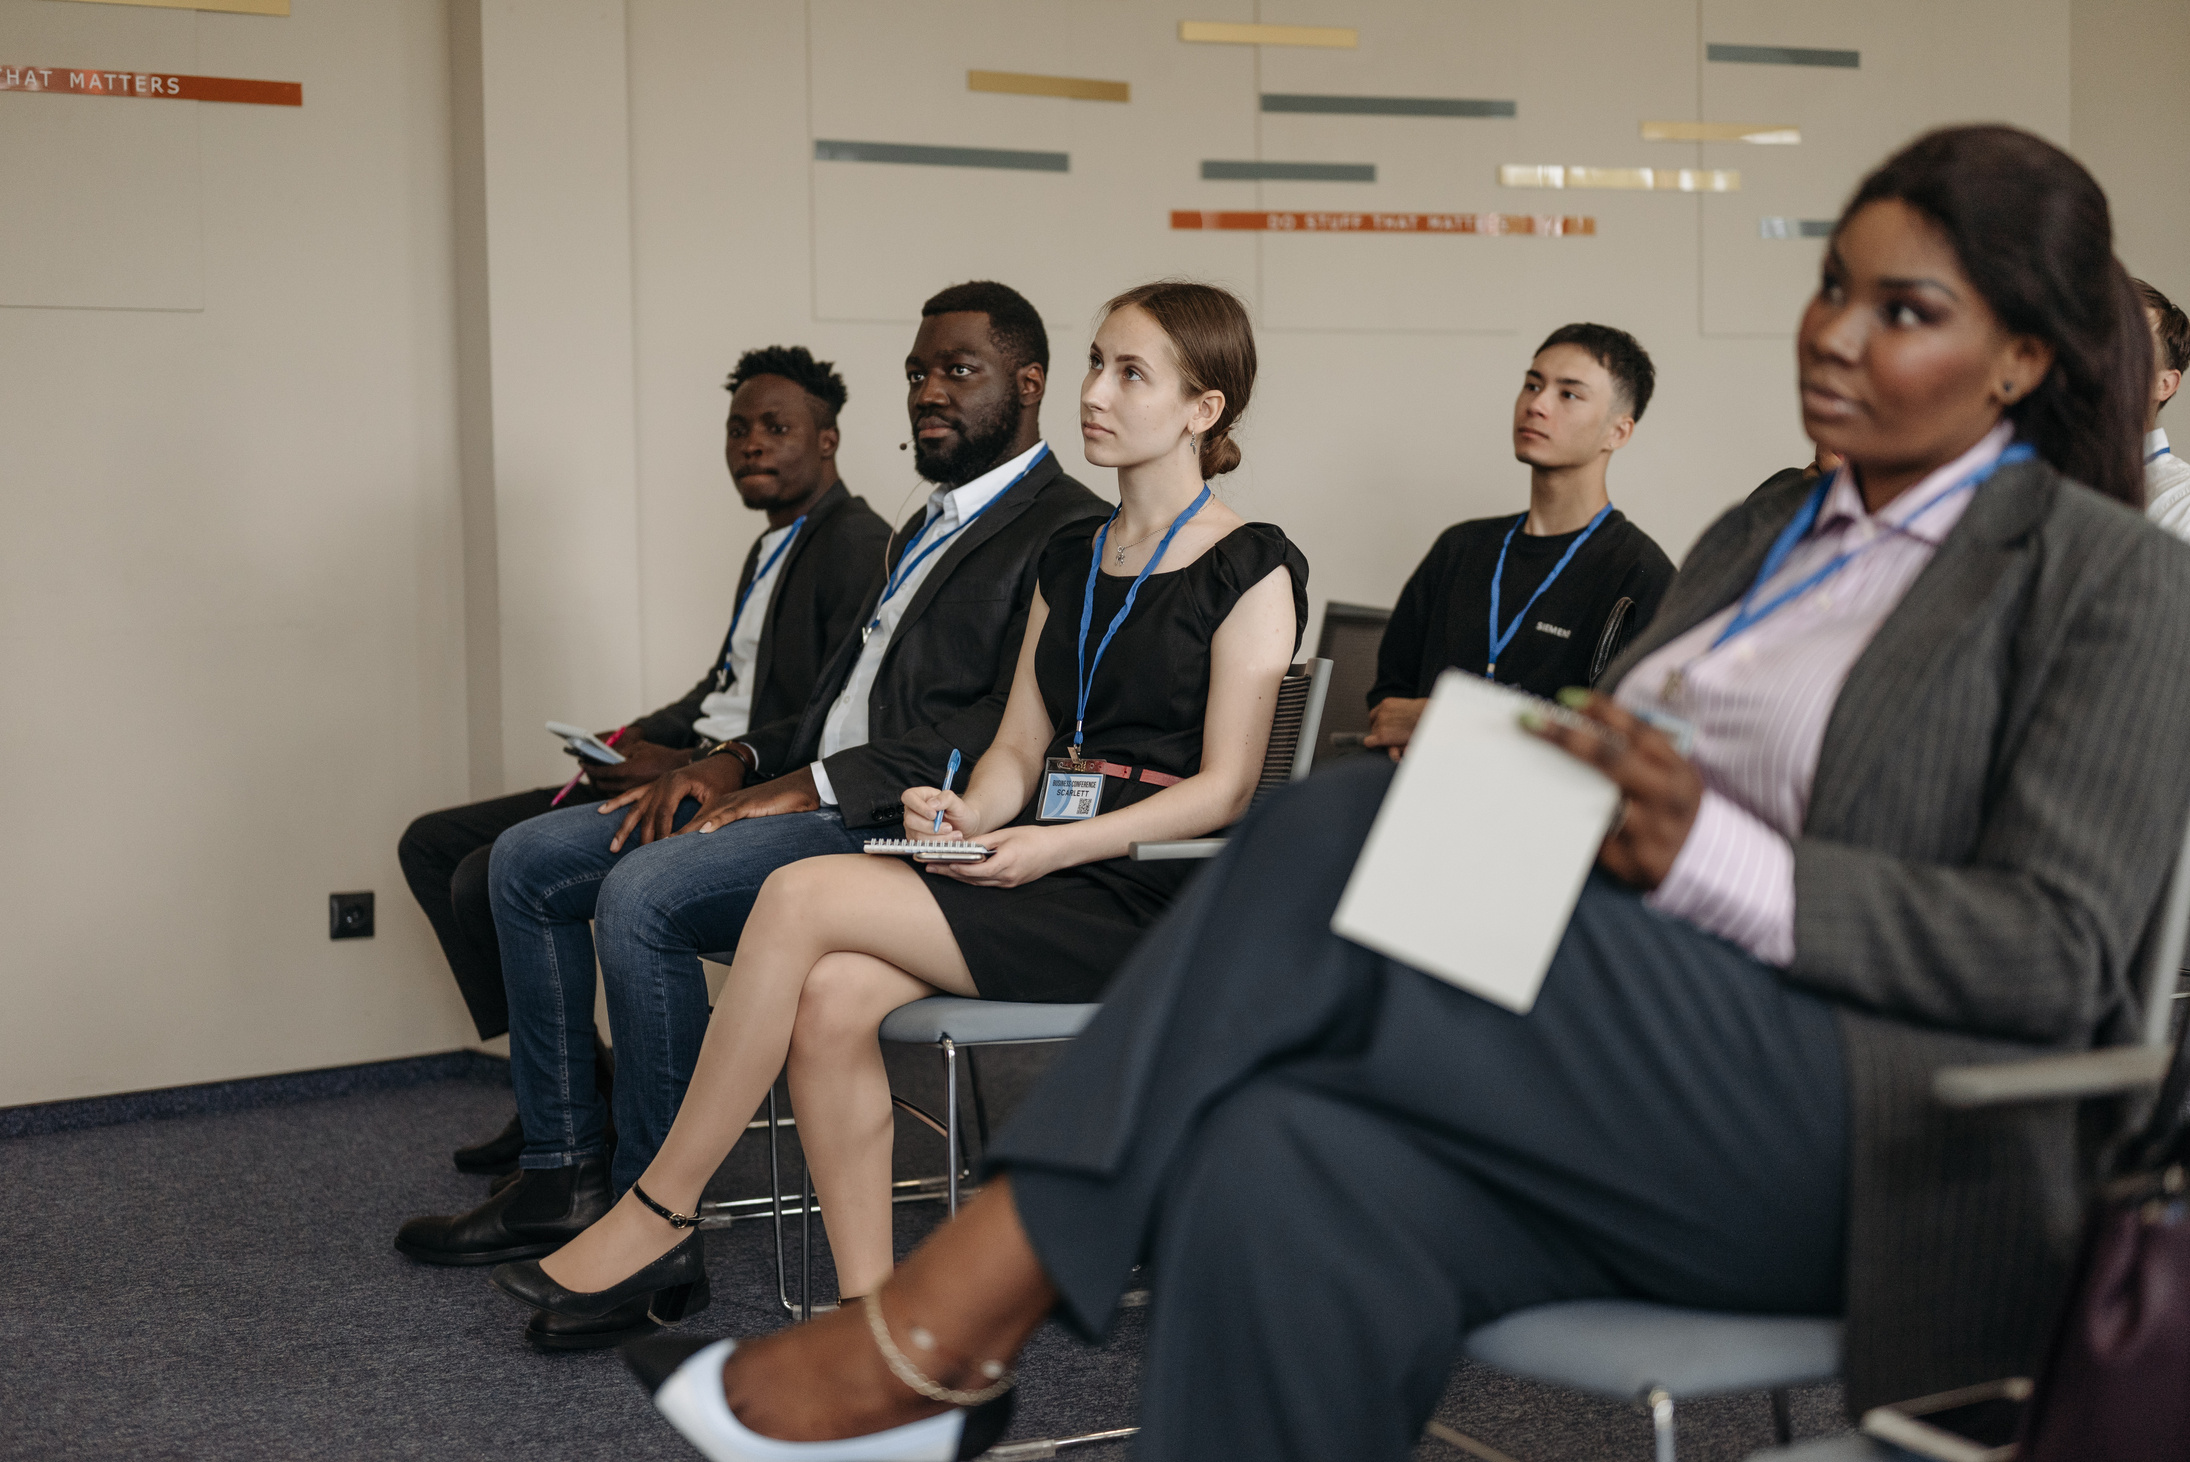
[545,721,627,765]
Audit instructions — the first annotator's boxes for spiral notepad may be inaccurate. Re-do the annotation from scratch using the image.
[863,839,994,863]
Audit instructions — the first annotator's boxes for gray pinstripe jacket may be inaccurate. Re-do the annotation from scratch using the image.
[1605,455,2190,1412]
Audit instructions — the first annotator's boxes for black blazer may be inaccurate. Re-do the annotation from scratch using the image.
[631,480,890,749]
[742,450,1109,827]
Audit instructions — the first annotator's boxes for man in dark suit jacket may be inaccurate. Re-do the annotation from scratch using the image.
[395,284,1107,1290]
[395,346,885,1175]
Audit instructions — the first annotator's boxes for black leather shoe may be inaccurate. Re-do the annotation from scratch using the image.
[489,1168,520,1198]
[524,1293,659,1352]
[490,1228,709,1342]
[453,1113,524,1175]
[394,1156,612,1266]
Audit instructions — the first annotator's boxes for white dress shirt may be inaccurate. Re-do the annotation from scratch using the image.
[2144,428,2190,542]
[692,519,797,742]
[810,441,1050,804]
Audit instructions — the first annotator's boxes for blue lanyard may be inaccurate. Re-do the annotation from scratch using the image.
[715,516,804,688]
[1071,485,1212,755]
[2152,446,2173,463]
[869,445,1050,638]
[1711,441,2034,651]
[1486,503,1613,677]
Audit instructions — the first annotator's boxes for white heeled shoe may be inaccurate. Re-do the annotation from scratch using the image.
[624,1337,1016,1462]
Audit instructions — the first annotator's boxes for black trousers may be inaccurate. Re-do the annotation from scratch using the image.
[397,784,604,1041]
[992,755,1849,1462]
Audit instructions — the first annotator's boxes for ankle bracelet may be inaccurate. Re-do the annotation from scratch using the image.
[630,1182,699,1230]
[861,1291,1015,1407]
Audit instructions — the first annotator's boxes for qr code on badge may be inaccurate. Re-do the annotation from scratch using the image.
[1041,772,1103,821]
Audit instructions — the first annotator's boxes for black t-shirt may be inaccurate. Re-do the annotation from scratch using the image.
[1369,508,1675,705]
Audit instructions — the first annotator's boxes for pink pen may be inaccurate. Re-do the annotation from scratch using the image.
[551,725,628,807]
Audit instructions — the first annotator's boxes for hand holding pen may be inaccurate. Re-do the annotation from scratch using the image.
[1518,688,1701,891]
[933,749,962,832]
[902,749,972,841]
[551,726,628,808]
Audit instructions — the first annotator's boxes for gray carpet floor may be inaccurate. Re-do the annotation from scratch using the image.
[0,1060,1856,1460]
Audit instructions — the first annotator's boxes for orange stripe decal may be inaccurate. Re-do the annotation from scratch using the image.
[0,64,301,105]
[1170,210,1595,236]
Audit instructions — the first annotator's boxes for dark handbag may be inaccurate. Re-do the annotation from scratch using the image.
[2016,1046,2190,1460]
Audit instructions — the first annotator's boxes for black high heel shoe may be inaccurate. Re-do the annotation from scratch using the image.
[489,1184,710,1352]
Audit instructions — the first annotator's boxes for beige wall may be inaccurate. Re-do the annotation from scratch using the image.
[0,0,474,1106]
[618,0,2084,702]
[0,0,2183,1107]
[2073,0,2190,317]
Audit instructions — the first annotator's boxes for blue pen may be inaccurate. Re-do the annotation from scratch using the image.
[934,749,962,833]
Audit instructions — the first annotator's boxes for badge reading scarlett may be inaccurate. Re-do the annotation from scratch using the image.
[1039,758,1105,822]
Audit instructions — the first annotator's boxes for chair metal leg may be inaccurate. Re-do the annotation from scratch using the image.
[769,1087,796,1314]
[967,1045,992,1152]
[1770,1387,1793,1445]
[981,1428,1142,1459]
[800,1163,814,1321]
[1420,1420,1523,1462]
[1647,1387,1675,1462]
[944,1037,960,1217]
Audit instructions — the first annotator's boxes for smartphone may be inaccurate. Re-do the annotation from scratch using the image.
[544,721,626,765]
[1859,1378,2031,1462]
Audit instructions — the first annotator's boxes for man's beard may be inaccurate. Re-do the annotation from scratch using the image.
[912,395,1023,487]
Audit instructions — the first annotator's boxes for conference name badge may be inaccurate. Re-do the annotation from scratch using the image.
[1039,758,1105,822]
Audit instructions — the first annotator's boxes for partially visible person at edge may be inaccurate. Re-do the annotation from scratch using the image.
[394,346,885,1176]
[2136,278,2190,536]
[1364,324,1675,760]
[608,125,2189,1462]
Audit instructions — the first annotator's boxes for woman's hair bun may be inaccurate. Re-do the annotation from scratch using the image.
[1202,432,1242,478]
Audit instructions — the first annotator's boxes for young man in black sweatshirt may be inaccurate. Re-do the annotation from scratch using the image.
[1364,323,1675,758]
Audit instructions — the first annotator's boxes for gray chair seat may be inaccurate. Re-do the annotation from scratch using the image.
[878,996,1099,1046]
[1463,1300,1843,1400]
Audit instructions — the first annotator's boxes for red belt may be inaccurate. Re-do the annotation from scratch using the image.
[1086,760,1181,788]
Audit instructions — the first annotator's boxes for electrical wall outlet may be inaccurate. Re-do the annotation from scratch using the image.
[329,891,375,940]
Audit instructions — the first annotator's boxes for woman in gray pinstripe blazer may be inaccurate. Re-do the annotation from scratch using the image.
[612,127,2188,1462]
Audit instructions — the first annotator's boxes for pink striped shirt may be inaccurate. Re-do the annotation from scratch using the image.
[1614,422,2015,966]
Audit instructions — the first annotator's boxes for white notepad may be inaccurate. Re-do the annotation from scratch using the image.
[1330,671,1622,1014]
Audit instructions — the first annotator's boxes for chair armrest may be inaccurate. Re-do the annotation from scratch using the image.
[1933,1046,2170,1109]
[1129,839,1225,861]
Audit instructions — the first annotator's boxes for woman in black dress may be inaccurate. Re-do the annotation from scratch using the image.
[503,281,1305,1315]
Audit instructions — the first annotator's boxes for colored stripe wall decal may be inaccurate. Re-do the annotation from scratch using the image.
[1642,121,1799,144]
[1501,164,1739,192]
[52,0,287,13]
[1179,21,1358,48]
[1172,210,1593,236]
[814,139,1069,172]
[1262,93,1515,118]
[1203,160,1376,182]
[1707,43,1858,68]
[1760,217,1835,238]
[0,64,300,104]
[968,70,1130,102]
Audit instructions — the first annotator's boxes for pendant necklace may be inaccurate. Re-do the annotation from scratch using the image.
[1110,520,1169,565]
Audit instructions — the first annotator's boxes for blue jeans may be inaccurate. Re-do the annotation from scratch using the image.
[487,800,865,1192]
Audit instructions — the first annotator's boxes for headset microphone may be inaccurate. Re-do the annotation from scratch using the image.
[899,440,910,450]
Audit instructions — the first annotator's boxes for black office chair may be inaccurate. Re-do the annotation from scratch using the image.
[1310,600,1390,767]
